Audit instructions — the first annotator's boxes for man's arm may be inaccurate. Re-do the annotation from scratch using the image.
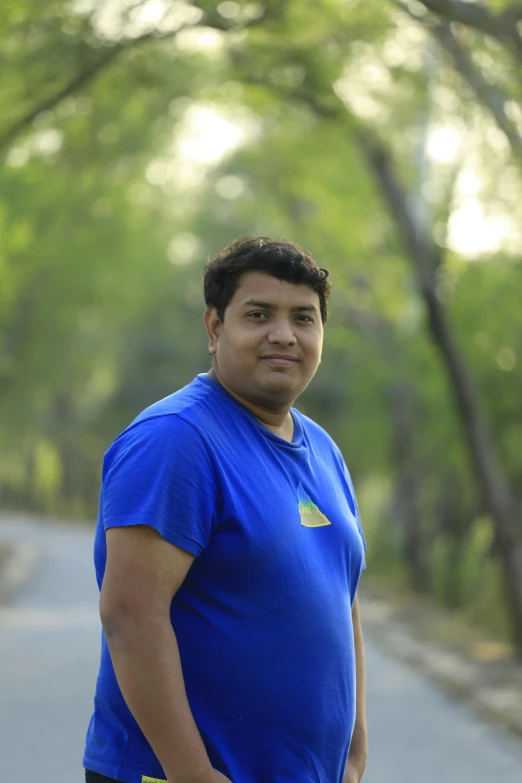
[343,594,367,783]
[99,525,231,783]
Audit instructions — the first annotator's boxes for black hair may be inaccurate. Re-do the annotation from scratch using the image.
[203,236,331,323]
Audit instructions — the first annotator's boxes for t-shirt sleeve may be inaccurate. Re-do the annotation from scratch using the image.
[100,415,218,556]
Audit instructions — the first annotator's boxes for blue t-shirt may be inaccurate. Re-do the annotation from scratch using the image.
[84,373,366,783]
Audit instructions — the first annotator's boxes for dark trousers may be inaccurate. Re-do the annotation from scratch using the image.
[85,771,118,783]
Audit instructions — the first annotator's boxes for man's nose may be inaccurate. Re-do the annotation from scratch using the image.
[267,317,297,344]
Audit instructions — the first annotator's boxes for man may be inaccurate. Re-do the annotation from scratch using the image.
[83,237,367,783]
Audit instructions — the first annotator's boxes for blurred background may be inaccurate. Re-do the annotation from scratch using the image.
[1,1,522,781]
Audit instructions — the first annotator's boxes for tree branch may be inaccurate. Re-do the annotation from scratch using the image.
[0,27,179,153]
[0,47,123,152]
[414,0,522,61]
[393,0,522,159]
[355,128,442,294]
[435,23,522,156]
[0,5,270,153]
[243,75,442,289]
[352,127,517,524]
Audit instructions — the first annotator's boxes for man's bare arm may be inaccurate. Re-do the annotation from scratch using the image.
[343,594,367,783]
[100,525,231,783]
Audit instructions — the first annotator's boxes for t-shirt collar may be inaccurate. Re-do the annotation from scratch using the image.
[197,373,304,448]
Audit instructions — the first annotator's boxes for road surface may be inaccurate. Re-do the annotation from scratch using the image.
[1,515,522,783]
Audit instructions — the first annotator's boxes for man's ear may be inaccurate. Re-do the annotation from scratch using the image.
[203,307,222,355]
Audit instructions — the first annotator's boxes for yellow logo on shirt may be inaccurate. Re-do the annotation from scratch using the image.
[142,777,166,783]
[298,497,331,527]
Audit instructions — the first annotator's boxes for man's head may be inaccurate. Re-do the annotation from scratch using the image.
[203,237,331,411]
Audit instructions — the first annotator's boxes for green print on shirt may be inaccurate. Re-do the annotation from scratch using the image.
[297,484,332,527]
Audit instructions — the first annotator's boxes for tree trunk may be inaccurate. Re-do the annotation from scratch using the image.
[360,134,522,651]
[435,473,476,609]
[423,285,522,644]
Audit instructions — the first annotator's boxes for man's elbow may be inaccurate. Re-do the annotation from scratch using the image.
[100,594,135,641]
[99,592,164,643]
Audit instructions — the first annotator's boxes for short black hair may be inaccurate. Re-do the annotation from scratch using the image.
[203,237,331,323]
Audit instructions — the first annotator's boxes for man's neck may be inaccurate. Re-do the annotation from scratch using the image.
[208,368,295,443]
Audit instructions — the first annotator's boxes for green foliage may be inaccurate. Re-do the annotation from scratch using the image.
[1,0,521,640]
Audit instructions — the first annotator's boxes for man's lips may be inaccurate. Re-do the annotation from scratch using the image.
[260,355,300,366]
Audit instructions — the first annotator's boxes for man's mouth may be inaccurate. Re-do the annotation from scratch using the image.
[260,355,300,366]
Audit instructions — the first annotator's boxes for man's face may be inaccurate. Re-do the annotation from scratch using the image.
[205,270,324,408]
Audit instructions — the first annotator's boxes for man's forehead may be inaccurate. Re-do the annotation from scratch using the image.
[232,271,319,306]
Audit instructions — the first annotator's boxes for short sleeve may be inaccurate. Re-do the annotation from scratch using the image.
[101,415,218,556]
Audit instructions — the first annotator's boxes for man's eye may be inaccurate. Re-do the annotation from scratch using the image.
[247,312,268,319]
[297,315,313,323]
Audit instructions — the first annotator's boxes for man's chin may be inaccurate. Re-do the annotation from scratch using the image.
[255,375,302,402]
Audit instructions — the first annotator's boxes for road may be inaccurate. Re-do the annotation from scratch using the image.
[1,516,522,783]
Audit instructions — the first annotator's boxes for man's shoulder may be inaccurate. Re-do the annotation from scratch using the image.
[134,374,215,423]
[107,375,217,456]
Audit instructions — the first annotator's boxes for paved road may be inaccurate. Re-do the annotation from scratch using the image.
[1,516,522,783]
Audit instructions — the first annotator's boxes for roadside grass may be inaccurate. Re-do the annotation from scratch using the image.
[359,480,515,661]
[361,572,515,663]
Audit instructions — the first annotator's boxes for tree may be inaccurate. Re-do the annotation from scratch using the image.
[2,0,522,645]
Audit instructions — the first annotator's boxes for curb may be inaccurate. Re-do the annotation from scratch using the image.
[0,541,39,604]
[359,593,522,740]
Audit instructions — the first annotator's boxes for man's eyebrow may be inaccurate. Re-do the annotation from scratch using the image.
[242,299,318,312]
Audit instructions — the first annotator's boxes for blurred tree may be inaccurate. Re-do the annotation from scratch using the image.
[1,0,522,645]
